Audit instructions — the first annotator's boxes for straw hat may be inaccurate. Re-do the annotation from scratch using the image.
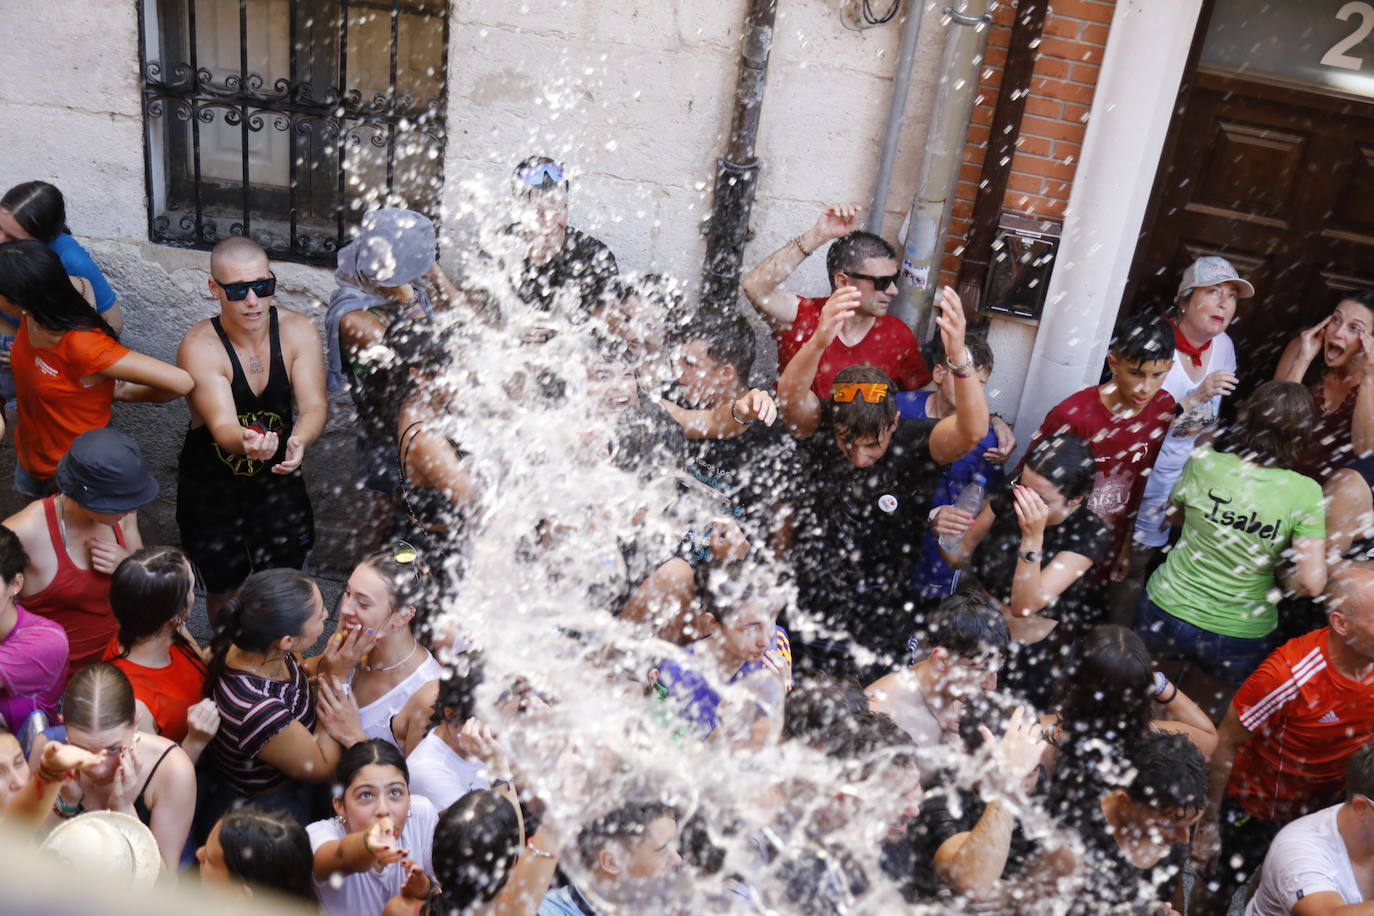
[40,811,162,888]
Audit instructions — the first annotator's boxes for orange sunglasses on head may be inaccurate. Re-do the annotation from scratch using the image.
[831,382,890,403]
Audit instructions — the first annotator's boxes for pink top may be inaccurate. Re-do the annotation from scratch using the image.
[0,604,70,727]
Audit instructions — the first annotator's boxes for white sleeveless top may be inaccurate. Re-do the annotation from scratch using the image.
[354,649,444,747]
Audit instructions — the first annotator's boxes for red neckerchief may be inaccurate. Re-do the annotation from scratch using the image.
[1168,317,1211,367]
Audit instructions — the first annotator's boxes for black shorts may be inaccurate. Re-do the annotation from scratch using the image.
[1207,793,1285,894]
[177,472,315,594]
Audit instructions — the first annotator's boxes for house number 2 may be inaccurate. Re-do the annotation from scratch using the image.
[1321,1,1374,70]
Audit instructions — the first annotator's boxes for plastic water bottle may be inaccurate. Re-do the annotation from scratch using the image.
[937,474,987,550]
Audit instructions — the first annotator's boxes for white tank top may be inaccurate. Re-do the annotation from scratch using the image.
[355,650,444,748]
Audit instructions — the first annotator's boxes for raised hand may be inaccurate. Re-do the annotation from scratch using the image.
[185,698,221,744]
[243,426,279,461]
[316,676,364,746]
[810,204,862,244]
[982,705,1046,783]
[272,435,305,474]
[399,858,431,899]
[107,743,143,816]
[39,741,103,780]
[983,416,1016,465]
[933,286,968,369]
[931,505,976,541]
[732,389,778,427]
[812,286,862,349]
[1194,370,1238,402]
[1012,484,1049,542]
[1296,315,1332,365]
[88,537,133,576]
[363,816,408,866]
[707,516,750,565]
[320,621,379,680]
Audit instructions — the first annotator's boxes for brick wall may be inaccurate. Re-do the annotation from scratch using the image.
[940,0,1117,287]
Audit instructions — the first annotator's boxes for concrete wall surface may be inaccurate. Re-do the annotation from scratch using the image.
[0,0,1021,571]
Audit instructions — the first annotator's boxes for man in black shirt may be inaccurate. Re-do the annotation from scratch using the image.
[663,311,796,541]
[1055,731,1206,915]
[509,156,618,320]
[777,284,988,679]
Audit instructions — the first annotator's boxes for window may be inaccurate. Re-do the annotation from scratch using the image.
[138,0,449,264]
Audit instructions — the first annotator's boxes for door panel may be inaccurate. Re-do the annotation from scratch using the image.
[1130,71,1374,395]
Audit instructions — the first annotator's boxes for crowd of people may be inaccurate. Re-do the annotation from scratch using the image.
[0,159,1371,915]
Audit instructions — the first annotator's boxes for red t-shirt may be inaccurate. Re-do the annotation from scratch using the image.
[11,322,128,478]
[1027,385,1176,581]
[104,636,207,744]
[1228,628,1374,822]
[775,296,930,397]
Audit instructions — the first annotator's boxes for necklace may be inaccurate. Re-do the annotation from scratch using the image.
[364,638,420,674]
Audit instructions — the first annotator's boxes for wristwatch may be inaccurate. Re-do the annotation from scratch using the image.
[1019,549,1041,564]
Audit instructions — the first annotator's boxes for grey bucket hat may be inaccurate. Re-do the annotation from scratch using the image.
[356,208,437,286]
[1177,256,1255,300]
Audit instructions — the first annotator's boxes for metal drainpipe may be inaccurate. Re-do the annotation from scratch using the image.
[699,0,779,312]
[867,2,930,236]
[889,0,995,336]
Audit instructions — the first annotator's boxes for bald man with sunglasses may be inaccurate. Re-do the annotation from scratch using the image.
[175,236,327,620]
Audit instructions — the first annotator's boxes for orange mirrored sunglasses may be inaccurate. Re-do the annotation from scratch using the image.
[831,382,890,403]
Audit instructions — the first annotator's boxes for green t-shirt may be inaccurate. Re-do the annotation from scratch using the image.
[1146,447,1324,638]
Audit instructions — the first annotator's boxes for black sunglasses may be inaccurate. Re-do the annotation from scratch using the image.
[214,274,277,302]
[845,271,899,291]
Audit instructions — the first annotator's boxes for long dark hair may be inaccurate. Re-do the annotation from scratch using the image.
[217,805,318,903]
[1214,379,1314,470]
[205,569,320,695]
[109,547,203,670]
[430,790,522,913]
[0,181,68,242]
[1049,626,1156,815]
[0,240,116,337]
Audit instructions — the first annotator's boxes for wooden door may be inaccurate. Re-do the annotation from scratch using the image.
[1128,71,1374,392]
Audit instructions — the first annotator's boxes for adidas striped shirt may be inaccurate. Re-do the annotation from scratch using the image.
[1229,628,1374,822]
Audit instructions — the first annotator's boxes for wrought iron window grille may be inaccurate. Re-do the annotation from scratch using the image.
[137,0,449,264]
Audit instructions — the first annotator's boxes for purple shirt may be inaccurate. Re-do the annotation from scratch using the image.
[0,604,69,727]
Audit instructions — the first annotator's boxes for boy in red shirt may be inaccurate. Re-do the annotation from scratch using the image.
[1026,313,1175,597]
[741,203,929,397]
[1191,566,1374,914]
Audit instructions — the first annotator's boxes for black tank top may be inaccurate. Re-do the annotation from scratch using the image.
[179,307,295,479]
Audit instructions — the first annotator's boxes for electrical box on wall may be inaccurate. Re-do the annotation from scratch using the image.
[981,216,1061,321]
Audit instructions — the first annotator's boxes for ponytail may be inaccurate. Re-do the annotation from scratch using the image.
[204,569,318,696]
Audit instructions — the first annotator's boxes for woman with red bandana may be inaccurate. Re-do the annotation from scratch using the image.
[1275,289,1374,483]
[1113,257,1248,625]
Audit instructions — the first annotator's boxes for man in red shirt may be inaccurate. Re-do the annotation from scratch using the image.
[1191,565,1374,914]
[1025,312,1176,594]
[741,204,929,396]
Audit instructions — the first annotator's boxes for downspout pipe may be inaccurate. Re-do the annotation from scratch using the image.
[889,0,994,336]
[700,0,779,311]
[867,2,930,236]
[954,0,1048,312]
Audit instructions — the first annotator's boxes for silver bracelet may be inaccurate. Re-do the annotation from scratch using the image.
[730,401,751,425]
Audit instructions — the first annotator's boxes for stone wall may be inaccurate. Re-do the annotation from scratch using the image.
[0,0,1009,571]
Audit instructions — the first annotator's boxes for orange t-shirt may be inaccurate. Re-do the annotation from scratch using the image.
[11,322,128,478]
[1229,627,1374,822]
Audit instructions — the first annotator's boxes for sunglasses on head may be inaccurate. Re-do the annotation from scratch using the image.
[832,382,890,403]
[214,274,276,302]
[517,162,565,187]
[845,271,899,291]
